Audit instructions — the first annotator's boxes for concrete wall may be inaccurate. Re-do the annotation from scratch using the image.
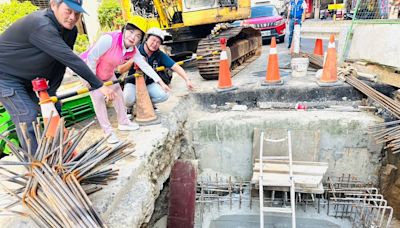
[348,24,400,68]
[189,110,383,183]
[301,21,400,68]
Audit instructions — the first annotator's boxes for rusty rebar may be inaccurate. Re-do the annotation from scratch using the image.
[0,117,133,227]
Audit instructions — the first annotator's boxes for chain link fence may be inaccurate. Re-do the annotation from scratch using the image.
[351,0,400,21]
[342,0,399,61]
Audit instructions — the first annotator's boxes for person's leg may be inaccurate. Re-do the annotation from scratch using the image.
[110,83,131,126]
[90,88,113,135]
[147,83,169,104]
[123,83,136,109]
[288,19,295,48]
[0,78,39,155]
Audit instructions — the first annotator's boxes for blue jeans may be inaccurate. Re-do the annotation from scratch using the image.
[0,76,39,155]
[288,19,302,48]
[123,82,169,108]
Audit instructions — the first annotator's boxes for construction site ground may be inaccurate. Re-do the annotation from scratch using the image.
[2,38,400,227]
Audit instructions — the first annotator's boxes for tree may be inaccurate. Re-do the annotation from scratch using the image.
[0,0,38,34]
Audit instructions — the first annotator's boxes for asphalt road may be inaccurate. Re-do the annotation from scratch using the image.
[261,33,331,54]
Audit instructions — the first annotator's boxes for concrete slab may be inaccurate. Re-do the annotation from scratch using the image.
[348,24,400,69]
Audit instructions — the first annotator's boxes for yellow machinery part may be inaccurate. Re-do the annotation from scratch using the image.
[182,7,250,26]
[153,0,170,28]
[121,0,132,20]
[121,0,252,29]
[150,0,184,29]
[181,0,251,26]
[147,18,162,30]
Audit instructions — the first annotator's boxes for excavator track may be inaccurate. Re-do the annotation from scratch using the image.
[196,27,262,80]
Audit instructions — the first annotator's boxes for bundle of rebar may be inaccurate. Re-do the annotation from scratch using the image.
[345,76,400,119]
[369,120,400,154]
[0,117,135,227]
[344,75,400,154]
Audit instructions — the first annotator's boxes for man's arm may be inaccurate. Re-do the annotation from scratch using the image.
[29,25,117,101]
[171,64,194,90]
[29,25,103,89]
[158,51,193,89]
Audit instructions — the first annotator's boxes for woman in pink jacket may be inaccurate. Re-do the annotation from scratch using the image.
[81,23,170,144]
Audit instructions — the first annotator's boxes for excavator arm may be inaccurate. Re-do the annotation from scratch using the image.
[120,0,183,29]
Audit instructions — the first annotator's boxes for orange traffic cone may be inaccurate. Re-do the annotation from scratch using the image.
[317,34,342,86]
[33,78,78,160]
[313,39,323,56]
[134,65,161,126]
[216,37,237,92]
[32,78,61,137]
[262,37,283,86]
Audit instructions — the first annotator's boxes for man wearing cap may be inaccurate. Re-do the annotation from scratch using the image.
[286,0,307,49]
[0,0,116,153]
[118,27,194,115]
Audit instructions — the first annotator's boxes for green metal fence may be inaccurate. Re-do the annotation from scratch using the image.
[351,0,400,22]
[342,0,400,61]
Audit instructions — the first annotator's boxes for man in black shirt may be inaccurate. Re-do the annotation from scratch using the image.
[0,0,116,154]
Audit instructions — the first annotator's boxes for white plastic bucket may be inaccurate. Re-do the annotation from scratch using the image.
[291,57,309,78]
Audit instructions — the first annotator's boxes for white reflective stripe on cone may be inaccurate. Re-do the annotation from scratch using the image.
[41,103,59,117]
[220,51,228,60]
[269,48,277,55]
[328,42,335,48]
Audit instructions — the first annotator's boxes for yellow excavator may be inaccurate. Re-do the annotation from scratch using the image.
[120,0,261,80]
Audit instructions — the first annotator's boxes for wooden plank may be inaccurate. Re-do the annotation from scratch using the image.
[253,161,328,175]
[252,172,323,188]
[252,171,323,185]
[255,159,328,167]
[253,162,328,176]
[257,183,325,194]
